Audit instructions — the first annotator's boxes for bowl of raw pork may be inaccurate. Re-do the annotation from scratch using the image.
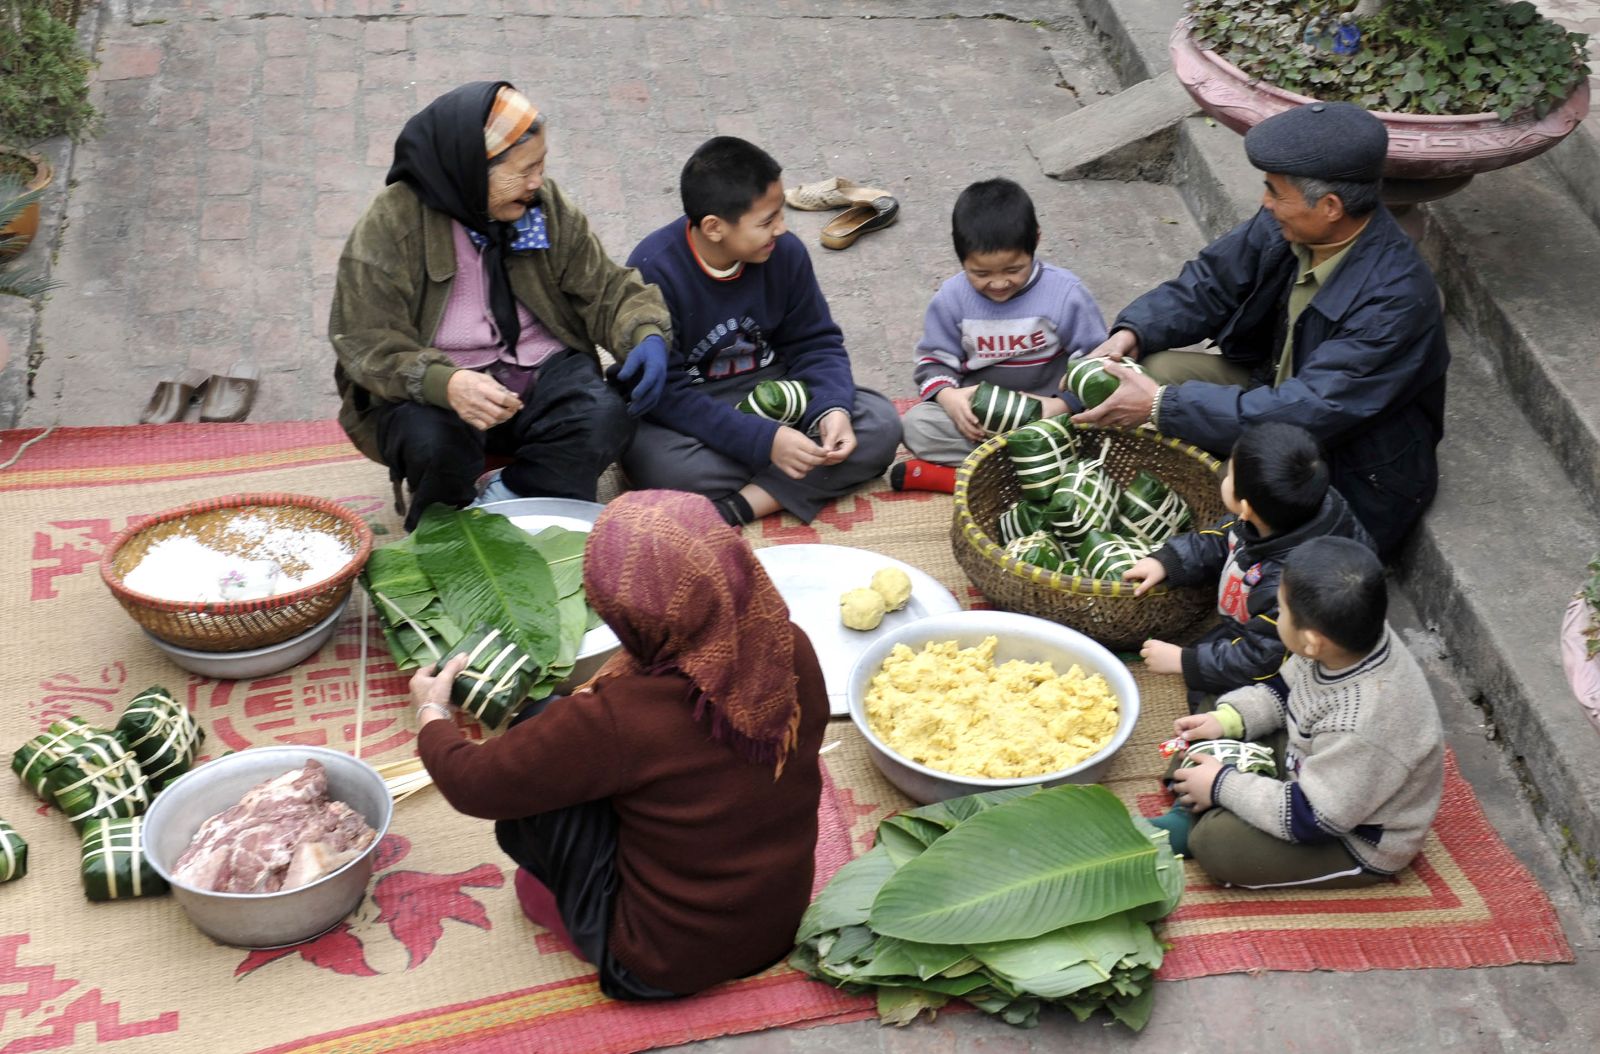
[141,746,392,948]
[101,492,374,652]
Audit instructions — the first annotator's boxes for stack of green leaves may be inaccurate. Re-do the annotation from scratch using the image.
[115,686,204,791]
[736,379,810,425]
[791,785,1182,1031]
[361,506,596,722]
[971,382,1043,436]
[0,819,26,883]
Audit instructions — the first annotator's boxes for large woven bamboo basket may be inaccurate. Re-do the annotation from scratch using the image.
[952,426,1226,651]
[101,493,374,653]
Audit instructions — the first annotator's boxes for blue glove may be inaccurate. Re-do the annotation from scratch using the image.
[614,335,668,417]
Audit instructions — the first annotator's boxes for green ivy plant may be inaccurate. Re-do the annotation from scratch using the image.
[0,2,99,144]
[1583,554,1600,659]
[1190,0,1591,121]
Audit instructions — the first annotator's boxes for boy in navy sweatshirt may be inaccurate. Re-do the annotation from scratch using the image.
[1123,422,1374,711]
[623,137,901,526]
[894,178,1108,493]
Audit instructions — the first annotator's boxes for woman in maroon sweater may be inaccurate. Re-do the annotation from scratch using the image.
[411,490,829,999]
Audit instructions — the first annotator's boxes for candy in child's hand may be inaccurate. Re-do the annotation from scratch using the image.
[1158,736,1187,759]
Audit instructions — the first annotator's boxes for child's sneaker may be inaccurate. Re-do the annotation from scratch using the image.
[889,458,956,494]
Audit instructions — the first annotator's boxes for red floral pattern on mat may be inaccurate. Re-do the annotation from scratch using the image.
[233,835,505,980]
[0,934,179,1053]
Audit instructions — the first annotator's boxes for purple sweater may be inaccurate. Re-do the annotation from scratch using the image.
[913,261,1108,400]
[628,221,855,470]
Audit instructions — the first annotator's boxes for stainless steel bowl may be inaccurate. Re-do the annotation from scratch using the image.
[846,610,1141,803]
[142,597,349,680]
[476,497,621,690]
[141,746,393,948]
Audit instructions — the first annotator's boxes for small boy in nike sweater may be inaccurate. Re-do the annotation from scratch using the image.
[894,178,1108,492]
[1161,536,1445,889]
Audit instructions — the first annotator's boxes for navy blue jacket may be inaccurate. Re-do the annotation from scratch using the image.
[627,221,855,471]
[1154,489,1375,697]
[1116,205,1449,558]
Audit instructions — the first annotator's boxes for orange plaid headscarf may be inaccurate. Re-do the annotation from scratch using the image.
[484,86,539,159]
[584,491,802,775]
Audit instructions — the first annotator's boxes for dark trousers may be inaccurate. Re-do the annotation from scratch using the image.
[493,703,677,1001]
[375,350,635,530]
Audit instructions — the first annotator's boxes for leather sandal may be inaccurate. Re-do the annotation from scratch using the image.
[139,368,210,424]
[784,177,893,211]
[199,362,261,422]
[819,195,900,250]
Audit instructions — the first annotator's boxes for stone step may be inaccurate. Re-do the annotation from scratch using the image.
[1420,161,1600,515]
[1540,122,1600,234]
[1396,321,1600,904]
[1025,69,1198,182]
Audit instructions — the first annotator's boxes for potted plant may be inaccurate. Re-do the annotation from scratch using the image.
[0,180,56,296]
[0,147,51,258]
[1170,0,1592,200]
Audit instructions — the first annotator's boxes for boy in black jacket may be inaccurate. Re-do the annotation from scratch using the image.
[1123,422,1374,711]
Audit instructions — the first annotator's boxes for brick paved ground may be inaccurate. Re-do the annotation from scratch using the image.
[15,1,1600,1050]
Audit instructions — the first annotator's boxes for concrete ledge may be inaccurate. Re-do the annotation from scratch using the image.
[1421,165,1600,514]
[1539,119,1600,232]
[1026,69,1197,181]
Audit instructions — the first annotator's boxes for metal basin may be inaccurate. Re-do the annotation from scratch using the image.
[141,746,393,948]
[142,597,349,680]
[846,610,1141,803]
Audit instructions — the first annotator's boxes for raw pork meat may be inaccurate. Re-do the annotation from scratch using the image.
[172,759,377,893]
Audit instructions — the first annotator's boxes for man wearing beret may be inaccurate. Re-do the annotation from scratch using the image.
[1073,102,1449,558]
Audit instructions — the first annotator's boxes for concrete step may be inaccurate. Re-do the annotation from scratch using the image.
[1420,162,1600,515]
[1540,121,1600,234]
[1397,320,1600,903]
[1025,69,1197,181]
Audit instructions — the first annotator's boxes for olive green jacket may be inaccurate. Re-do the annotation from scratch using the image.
[328,178,670,462]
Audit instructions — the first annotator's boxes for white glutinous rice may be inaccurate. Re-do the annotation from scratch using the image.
[122,514,354,603]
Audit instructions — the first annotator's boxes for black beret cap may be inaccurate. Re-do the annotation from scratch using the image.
[1244,102,1388,183]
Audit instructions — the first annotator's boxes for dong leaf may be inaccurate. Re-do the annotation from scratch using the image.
[869,785,1165,944]
[410,506,559,676]
[795,845,895,942]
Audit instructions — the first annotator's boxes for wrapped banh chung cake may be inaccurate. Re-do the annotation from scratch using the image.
[44,730,151,832]
[1118,469,1191,547]
[970,381,1042,436]
[81,816,168,901]
[1006,418,1079,501]
[172,759,376,894]
[115,686,204,791]
[0,819,26,883]
[13,716,98,800]
[736,379,810,426]
[443,624,542,729]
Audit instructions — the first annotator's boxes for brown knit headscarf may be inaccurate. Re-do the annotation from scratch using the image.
[584,491,801,774]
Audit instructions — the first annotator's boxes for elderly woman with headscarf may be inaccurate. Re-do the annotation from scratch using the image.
[330,81,671,530]
[408,491,829,999]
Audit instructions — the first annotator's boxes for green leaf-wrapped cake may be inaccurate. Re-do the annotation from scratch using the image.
[115,686,204,791]
[1117,470,1192,547]
[80,817,168,901]
[736,379,811,426]
[1063,357,1147,410]
[1003,531,1073,574]
[1180,739,1277,777]
[1045,460,1122,548]
[970,382,1043,436]
[12,717,98,800]
[995,500,1049,546]
[444,624,542,729]
[44,732,151,831]
[1005,419,1080,501]
[0,819,26,883]
[1076,529,1151,582]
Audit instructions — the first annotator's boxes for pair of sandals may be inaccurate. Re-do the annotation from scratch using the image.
[784,177,900,250]
[139,363,262,424]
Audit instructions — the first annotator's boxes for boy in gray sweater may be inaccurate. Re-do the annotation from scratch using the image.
[1163,536,1444,888]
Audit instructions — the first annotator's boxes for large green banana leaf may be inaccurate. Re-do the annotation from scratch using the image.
[525,526,586,596]
[869,785,1166,944]
[795,845,895,942]
[411,506,560,676]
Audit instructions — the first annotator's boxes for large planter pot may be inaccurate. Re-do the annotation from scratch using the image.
[0,146,52,258]
[1170,16,1590,195]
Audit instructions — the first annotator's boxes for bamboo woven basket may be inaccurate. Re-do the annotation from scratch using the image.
[952,427,1226,651]
[101,493,374,652]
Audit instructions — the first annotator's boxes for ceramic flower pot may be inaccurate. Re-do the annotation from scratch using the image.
[0,146,52,258]
[1169,17,1590,202]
